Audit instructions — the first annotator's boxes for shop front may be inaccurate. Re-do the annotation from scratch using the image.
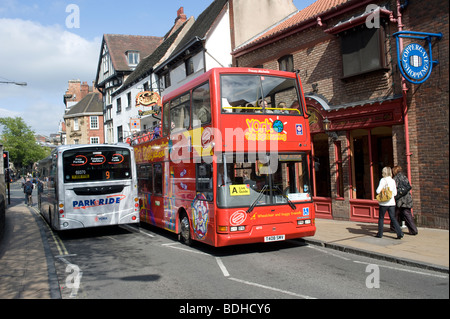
[306,95,404,224]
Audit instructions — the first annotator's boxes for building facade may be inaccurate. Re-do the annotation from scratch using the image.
[233,0,449,229]
[64,93,105,145]
[94,34,163,144]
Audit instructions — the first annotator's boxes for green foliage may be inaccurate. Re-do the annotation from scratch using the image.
[0,117,51,169]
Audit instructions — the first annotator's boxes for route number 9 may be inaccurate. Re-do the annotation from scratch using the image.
[106,171,110,180]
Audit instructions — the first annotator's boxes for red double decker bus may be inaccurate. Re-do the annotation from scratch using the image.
[133,68,315,247]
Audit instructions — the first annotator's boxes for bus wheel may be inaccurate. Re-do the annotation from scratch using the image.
[179,213,192,246]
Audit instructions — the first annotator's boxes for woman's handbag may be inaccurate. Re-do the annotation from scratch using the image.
[376,185,392,202]
[397,182,412,197]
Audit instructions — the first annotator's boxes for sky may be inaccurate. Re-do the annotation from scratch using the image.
[0,0,316,137]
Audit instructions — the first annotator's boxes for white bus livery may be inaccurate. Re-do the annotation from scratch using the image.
[37,144,139,230]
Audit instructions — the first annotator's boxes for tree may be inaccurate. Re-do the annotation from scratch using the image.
[0,117,51,171]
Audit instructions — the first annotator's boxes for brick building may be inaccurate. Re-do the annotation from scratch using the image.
[233,0,448,229]
[64,92,104,145]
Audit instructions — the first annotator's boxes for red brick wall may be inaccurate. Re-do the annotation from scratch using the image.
[235,0,449,228]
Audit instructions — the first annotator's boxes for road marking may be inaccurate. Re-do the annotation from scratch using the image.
[31,206,69,256]
[229,277,317,299]
[353,261,449,279]
[308,245,351,261]
[216,256,315,299]
[216,257,230,277]
[162,243,209,255]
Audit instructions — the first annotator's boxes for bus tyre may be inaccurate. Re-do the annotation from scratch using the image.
[179,213,192,246]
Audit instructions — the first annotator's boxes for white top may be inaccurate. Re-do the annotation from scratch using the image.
[376,176,397,206]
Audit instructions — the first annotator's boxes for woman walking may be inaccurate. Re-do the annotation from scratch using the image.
[393,166,418,235]
[375,167,404,239]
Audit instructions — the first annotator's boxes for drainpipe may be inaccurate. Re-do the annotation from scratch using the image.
[394,0,412,183]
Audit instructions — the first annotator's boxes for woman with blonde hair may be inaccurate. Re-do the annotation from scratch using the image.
[375,167,404,239]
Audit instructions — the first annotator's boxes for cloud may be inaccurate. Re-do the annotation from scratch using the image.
[0,18,101,135]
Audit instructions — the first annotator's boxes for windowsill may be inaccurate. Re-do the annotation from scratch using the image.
[341,67,390,81]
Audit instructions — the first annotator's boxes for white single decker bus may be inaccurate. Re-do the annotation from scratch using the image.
[37,144,139,230]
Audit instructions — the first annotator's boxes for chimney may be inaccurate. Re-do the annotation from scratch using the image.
[80,81,89,99]
[175,7,187,24]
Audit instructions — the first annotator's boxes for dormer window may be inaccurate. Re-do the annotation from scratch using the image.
[127,51,140,66]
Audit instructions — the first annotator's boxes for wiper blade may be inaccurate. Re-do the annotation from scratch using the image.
[247,185,268,214]
[275,186,297,210]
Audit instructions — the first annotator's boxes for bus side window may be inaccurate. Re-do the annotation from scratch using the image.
[153,163,163,195]
[162,103,170,136]
[192,82,211,128]
[196,160,213,201]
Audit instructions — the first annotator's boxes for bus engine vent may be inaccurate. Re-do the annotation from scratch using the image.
[73,185,125,196]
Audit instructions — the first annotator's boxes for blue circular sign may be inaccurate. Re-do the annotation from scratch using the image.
[401,43,430,81]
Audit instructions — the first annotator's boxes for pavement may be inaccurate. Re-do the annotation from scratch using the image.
[0,182,448,299]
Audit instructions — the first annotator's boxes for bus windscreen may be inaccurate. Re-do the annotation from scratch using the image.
[63,148,132,183]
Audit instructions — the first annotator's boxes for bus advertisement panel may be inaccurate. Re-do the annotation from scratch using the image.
[38,144,139,231]
[133,68,315,247]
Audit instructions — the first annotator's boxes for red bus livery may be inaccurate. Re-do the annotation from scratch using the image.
[133,68,315,247]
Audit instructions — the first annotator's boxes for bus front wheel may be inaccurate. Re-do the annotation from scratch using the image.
[179,213,192,246]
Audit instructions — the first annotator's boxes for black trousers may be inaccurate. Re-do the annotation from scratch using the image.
[378,205,403,238]
[394,207,418,235]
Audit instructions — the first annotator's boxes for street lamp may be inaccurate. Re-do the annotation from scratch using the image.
[323,117,338,141]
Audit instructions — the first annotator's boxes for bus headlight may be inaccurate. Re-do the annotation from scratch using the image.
[298,219,311,225]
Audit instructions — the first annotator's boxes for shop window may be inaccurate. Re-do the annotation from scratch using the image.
[312,134,331,197]
[350,127,393,200]
[371,126,394,194]
[335,141,344,198]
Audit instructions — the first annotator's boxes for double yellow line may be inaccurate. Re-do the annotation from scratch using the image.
[31,207,69,256]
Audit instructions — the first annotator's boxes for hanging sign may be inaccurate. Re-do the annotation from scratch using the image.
[393,31,442,84]
[136,91,162,107]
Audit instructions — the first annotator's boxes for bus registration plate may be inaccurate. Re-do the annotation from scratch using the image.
[264,235,285,242]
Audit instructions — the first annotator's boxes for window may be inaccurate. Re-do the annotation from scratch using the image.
[350,127,393,200]
[162,103,170,136]
[90,116,99,129]
[341,25,386,77]
[63,148,131,183]
[127,92,132,109]
[102,54,109,73]
[138,164,153,194]
[196,160,213,201]
[278,55,294,72]
[153,163,163,195]
[90,137,100,144]
[312,134,331,197]
[163,72,171,89]
[117,98,122,113]
[127,51,140,66]
[74,118,79,131]
[217,153,311,208]
[117,126,123,143]
[192,82,211,127]
[170,93,190,133]
[186,57,194,76]
[221,74,302,115]
[335,141,344,198]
